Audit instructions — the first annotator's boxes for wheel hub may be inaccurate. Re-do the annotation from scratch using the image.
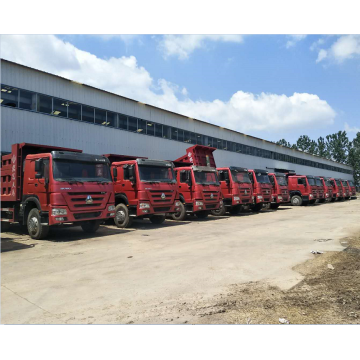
[116,210,126,223]
[28,216,39,234]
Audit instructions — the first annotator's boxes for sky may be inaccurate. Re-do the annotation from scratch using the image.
[1,34,360,144]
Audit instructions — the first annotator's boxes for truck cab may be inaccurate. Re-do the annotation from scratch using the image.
[248,169,272,212]
[315,176,326,203]
[306,175,319,202]
[347,180,357,199]
[172,145,222,220]
[1,143,115,239]
[287,174,315,206]
[331,178,343,201]
[320,177,333,202]
[103,154,180,228]
[213,166,253,215]
[268,172,290,209]
[341,179,351,200]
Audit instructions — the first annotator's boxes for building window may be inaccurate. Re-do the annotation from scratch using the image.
[128,116,137,132]
[190,132,197,145]
[155,123,163,137]
[107,112,117,127]
[184,131,191,143]
[163,125,170,139]
[171,127,178,141]
[118,114,128,130]
[146,121,154,136]
[196,134,203,145]
[82,105,95,123]
[95,108,107,125]
[178,129,184,142]
[53,98,68,117]
[18,89,36,110]
[68,101,81,120]
[137,119,146,134]
[206,137,213,147]
[37,94,52,114]
[1,85,18,107]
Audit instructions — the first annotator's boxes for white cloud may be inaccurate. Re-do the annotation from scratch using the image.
[158,35,243,60]
[345,122,360,133]
[316,35,360,63]
[285,35,307,49]
[1,35,336,134]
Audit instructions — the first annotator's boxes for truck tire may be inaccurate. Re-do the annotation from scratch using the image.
[252,203,263,212]
[1,222,10,232]
[27,208,49,240]
[171,202,187,221]
[291,195,302,206]
[81,220,101,233]
[150,215,166,225]
[114,203,133,228]
[229,205,241,215]
[270,203,280,210]
[196,211,209,219]
[211,204,226,216]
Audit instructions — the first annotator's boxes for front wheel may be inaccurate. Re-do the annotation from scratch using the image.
[270,203,280,210]
[251,203,263,212]
[27,208,49,240]
[211,204,226,216]
[196,211,209,219]
[291,195,303,206]
[171,202,187,221]
[114,203,133,228]
[149,215,166,225]
[81,220,101,233]
[229,205,241,215]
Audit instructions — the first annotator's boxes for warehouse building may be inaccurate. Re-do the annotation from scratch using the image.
[0,59,354,180]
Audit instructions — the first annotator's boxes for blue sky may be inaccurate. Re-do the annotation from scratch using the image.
[2,34,360,143]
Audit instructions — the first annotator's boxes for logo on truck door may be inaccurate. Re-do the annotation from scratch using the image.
[86,195,93,204]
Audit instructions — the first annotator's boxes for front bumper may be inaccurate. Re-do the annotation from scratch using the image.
[136,201,180,217]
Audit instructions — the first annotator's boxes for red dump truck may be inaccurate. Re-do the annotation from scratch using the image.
[330,178,343,201]
[247,169,272,211]
[268,172,290,209]
[347,180,357,199]
[315,176,326,203]
[287,173,316,206]
[320,177,333,202]
[212,166,253,215]
[341,179,351,200]
[1,143,115,239]
[171,145,222,220]
[103,154,181,228]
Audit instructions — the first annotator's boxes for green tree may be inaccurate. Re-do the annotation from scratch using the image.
[276,139,291,148]
[326,131,349,163]
[347,132,360,186]
[296,135,318,155]
[317,136,330,158]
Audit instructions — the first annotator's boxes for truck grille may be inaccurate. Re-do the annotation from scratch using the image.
[148,190,174,204]
[66,192,108,210]
[74,212,101,220]
[203,191,219,202]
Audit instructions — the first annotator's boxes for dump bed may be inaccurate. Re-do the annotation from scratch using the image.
[1,143,82,202]
[174,145,216,167]
[103,154,147,164]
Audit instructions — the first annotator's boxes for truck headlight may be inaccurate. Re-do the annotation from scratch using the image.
[337,193,340,196]
[309,194,313,198]
[195,201,203,206]
[257,195,263,200]
[278,196,283,200]
[175,201,181,207]
[220,200,223,205]
[139,202,150,209]
[52,208,67,216]
[108,205,115,211]
[233,196,240,201]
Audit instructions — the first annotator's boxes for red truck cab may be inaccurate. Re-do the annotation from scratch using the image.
[347,180,357,199]
[248,169,272,212]
[320,177,333,202]
[172,145,222,220]
[330,178,343,201]
[1,143,115,239]
[315,176,326,203]
[103,154,180,228]
[341,179,351,200]
[214,166,253,215]
[268,172,290,209]
[287,174,315,206]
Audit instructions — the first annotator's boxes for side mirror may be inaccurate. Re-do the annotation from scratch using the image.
[128,165,136,183]
[113,167,118,181]
[35,159,43,178]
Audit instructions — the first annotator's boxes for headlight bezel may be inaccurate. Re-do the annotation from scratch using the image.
[195,201,204,206]
[108,205,115,211]
[139,202,151,209]
[52,208,67,216]
[233,196,240,201]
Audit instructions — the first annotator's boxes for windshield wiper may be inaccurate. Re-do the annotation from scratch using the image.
[68,180,84,184]
[142,180,161,184]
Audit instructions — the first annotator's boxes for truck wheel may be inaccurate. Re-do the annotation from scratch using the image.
[211,205,226,216]
[150,215,166,225]
[1,222,10,232]
[252,203,263,212]
[196,211,209,219]
[171,202,187,221]
[114,203,133,228]
[229,205,241,215]
[27,208,49,240]
[291,195,302,206]
[270,203,280,210]
[81,220,101,233]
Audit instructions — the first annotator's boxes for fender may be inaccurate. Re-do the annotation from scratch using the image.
[179,194,186,204]
[289,190,302,197]
[20,195,48,224]
[115,193,129,205]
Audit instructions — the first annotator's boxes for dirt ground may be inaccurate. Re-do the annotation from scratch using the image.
[1,197,360,324]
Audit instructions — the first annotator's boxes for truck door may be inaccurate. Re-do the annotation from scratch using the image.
[179,170,192,204]
[122,164,136,204]
[269,175,276,193]
[218,170,231,200]
[297,178,306,195]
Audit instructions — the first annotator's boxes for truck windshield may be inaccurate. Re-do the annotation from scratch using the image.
[255,173,270,184]
[342,180,348,186]
[325,180,332,187]
[276,176,287,186]
[194,171,219,185]
[53,160,112,182]
[336,180,341,186]
[349,181,354,186]
[138,165,176,183]
[316,179,322,186]
[231,170,251,183]
[307,178,315,186]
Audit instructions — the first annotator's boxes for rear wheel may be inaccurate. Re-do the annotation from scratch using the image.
[291,195,302,206]
[1,222,10,232]
[196,211,209,219]
[114,203,133,228]
[149,215,166,225]
[81,220,101,233]
[27,208,49,240]
[270,203,280,210]
[171,202,187,221]
[252,203,263,212]
[211,204,226,216]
